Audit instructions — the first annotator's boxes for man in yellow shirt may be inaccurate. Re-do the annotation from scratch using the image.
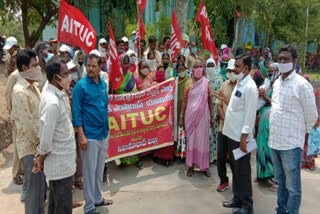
[11,49,46,214]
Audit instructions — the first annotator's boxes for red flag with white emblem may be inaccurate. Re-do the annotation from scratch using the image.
[58,0,96,54]
[195,0,219,64]
[108,22,123,91]
[134,9,146,50]
[170,9,186,61]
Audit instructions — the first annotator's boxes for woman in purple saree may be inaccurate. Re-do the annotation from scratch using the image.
[179,60,214,177]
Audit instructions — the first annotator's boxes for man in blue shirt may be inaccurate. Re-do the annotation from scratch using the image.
[72,53,113,214]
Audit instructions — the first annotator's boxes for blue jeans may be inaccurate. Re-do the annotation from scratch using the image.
[271,148,302,214]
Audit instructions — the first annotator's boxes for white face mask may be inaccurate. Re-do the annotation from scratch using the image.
[140,68,148,76]
[227,72,237,82]
[130,57,137,64]
[71,72,78,82]
[206,67,217,79]
[234,72,244,81]
[278,62,293,74]
[147,59,156,70]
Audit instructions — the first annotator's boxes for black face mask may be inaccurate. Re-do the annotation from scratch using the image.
[267,73,272,78]
[221,63,228,68]
[78,61,83,67]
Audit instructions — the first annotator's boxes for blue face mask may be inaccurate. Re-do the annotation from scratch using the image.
[132,35,136,41]
[44,53,54,63]
[191,47,197,53]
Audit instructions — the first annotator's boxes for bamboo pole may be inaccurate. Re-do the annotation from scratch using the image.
[137,4,142,62]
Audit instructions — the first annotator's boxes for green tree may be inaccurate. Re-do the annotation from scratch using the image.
[192,0,257,49]
[0,0,58,48]
[255,0,320,66]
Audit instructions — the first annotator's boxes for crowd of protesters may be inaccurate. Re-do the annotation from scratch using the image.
[2,30,319,214]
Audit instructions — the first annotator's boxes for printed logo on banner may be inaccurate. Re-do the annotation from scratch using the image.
[106,78,176,162]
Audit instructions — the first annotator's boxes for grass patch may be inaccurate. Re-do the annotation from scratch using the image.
[304,71,320,80]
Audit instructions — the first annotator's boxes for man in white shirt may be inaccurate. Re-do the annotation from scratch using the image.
[269,45,318,214]
[33,56,76,214]
[222,54,258,214]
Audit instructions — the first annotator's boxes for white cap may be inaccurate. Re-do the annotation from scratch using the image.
[89,49,101,57]
[227,59,235,70]
[126,49,135,57]
[132,31,136,35]
[99,38,107,45]
[59,44,71,53]
[3,37,17,50]
[220,44,227,50]
[67,61,78,70]
[122,37,129,42]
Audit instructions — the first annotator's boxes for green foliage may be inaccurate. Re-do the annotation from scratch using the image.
[255,0,320,66]
[0,19,25,46]
[0,0,58,47]
[145,22,157,44]
[212,16,229,45]
[156,13,172,43]
[192,0,258,49]
[125,20,137,39]
[100,0,138,39]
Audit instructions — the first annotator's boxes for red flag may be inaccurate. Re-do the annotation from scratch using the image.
[57,0,96,55]
[137,0,147,11]
[108,22,123,91]
[170,9,186,61]
[195,0,219,64]
[134,9,146,49]
[235,9,242,18]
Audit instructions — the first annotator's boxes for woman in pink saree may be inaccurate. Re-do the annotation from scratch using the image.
[179,60,214,177]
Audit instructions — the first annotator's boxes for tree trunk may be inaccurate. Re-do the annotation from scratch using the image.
[227,18,235,47]
[175,0,189,33]
[21,0,58,48]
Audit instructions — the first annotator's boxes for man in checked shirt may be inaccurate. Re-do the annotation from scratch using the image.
[269,44,318,214]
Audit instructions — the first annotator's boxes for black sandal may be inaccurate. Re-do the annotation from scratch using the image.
[204,171,211,177]
[13,176,23,185]
[135,161,144,170]
[187,168,193,177]
[95,198,113,207]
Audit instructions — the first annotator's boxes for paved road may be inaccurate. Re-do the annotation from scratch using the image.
[0,144,320,214]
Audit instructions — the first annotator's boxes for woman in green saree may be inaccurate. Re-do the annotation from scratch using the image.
[115,54,142,169]
[256,62,280,191]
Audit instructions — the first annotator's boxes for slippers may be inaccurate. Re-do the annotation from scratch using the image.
[72,200,83,209]
[95,198,113,207]
[13,176,23,185]
[75,181,84,190]
[186,169,193,177]
[269,185,278,192]
[204,171,211,177]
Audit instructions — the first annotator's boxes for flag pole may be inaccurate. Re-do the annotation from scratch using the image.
[182,18,197,56]
[137,4,142,62]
